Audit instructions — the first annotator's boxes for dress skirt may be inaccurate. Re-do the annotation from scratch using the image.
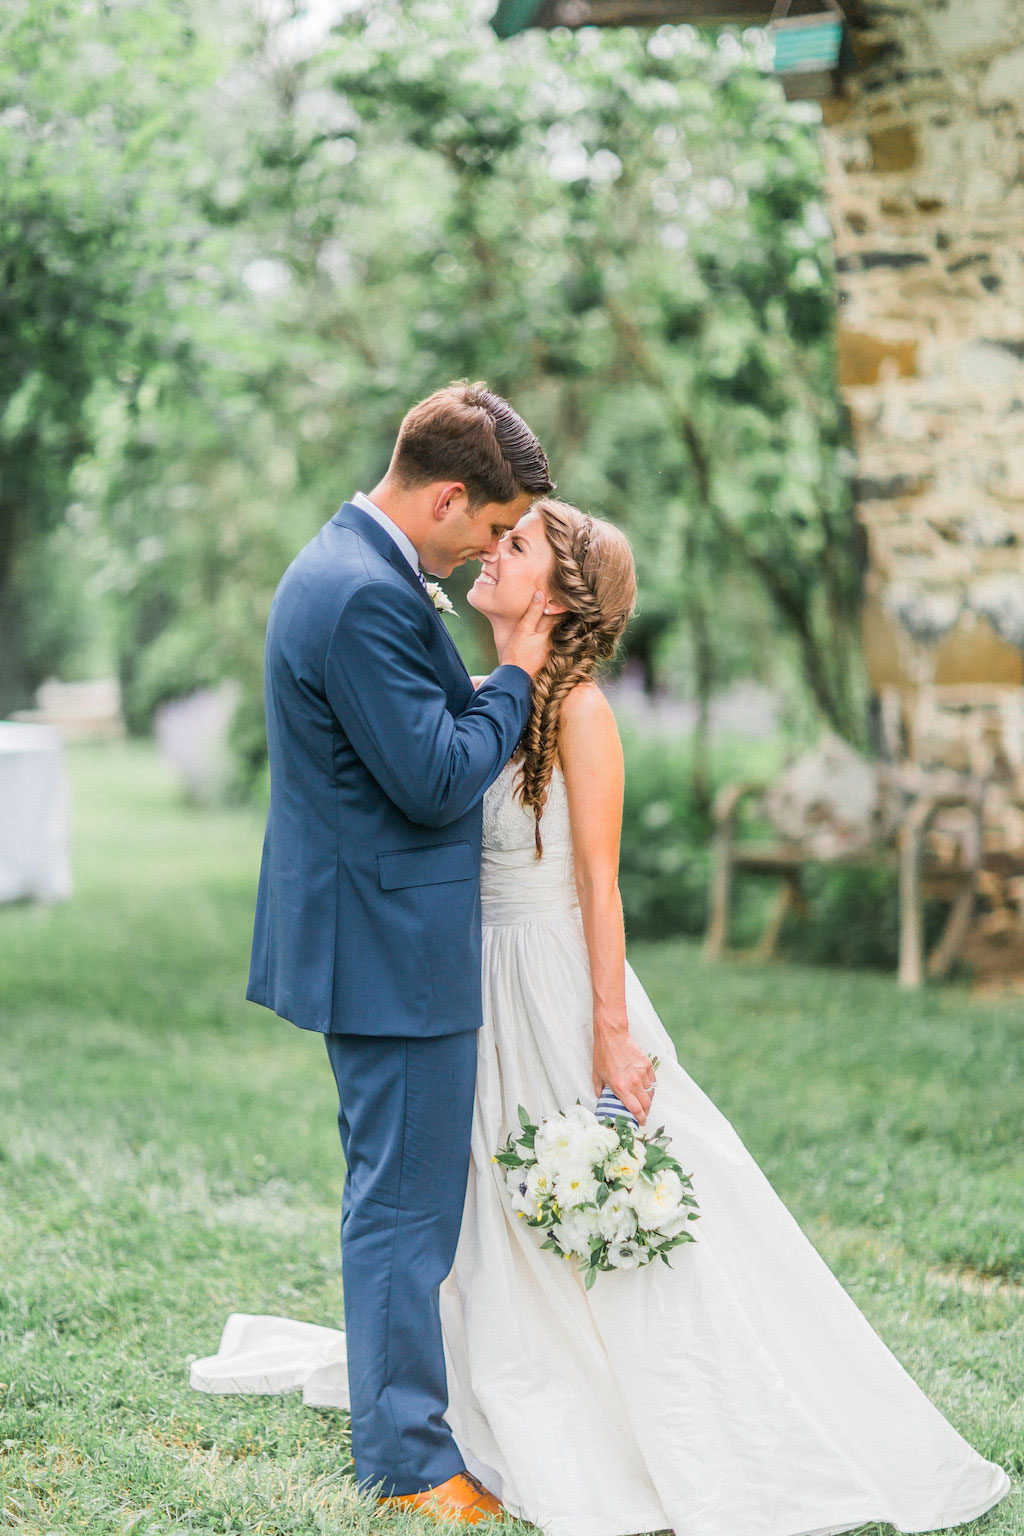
[437,875,1009,1536]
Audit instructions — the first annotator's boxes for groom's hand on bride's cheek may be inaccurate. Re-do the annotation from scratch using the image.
[502,590,555,679]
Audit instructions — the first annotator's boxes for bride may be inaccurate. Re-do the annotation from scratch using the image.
[194,500,1010,1536]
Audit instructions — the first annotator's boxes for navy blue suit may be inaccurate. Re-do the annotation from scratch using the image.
[247,502,531,1493]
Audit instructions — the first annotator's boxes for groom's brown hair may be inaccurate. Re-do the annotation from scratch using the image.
[393,382,554,507]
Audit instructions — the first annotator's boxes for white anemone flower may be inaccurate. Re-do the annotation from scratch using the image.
[505,1166,534,1217]
[607,1240,644,1270]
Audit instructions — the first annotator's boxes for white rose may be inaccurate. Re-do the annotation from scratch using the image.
[554,1207,601,1258]
[535,1112,587,1164]
[537,1144,579,1189]
[629,1170,685,1231]
[424,581,456,616]
[603,1147,643,1187]
[596,1192,638,1244]
[545,1106,618,1169]
[579,1120,620,1166]
[607,1240,644,1270]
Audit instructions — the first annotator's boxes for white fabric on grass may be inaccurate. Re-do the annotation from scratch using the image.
[0,722,71,903]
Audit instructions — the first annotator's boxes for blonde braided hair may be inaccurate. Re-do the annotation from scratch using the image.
[516,499,636,856]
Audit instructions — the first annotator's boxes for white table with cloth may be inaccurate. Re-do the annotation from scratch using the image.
[0,722,72,903]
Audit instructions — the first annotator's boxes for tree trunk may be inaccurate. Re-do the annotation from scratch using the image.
[0,503,32,717]
[690,592,714,822]
[603,294,868,746]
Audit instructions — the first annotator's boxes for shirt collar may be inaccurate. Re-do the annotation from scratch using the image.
[351,491,421,576]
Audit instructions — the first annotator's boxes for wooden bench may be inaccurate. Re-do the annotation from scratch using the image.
[703,764,986,988]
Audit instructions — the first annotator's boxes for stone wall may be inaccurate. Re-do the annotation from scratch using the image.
[822,0,1024,699]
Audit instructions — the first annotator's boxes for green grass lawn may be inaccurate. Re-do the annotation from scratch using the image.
[1,741,1021,1535]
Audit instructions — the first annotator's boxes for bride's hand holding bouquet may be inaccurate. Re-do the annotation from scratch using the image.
[494,1057,700,1289]
[591,1012,657,1127]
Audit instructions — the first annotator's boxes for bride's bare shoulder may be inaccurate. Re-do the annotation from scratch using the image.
[557,682,621,770]
[560,680,614,730]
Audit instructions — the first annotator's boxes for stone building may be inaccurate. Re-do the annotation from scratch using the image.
[496,0,1024,768]
[823,0,1024,786]
[495,0,1024,963]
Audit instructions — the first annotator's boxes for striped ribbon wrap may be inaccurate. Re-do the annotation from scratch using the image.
[595,1086,641,1132]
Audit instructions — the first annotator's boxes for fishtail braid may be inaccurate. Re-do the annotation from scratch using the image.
[514,500,636,856]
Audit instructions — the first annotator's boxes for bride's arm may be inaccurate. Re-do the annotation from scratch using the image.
[560,683,655,1126]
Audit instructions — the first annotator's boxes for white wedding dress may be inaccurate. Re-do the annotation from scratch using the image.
[192,758,1010,1536]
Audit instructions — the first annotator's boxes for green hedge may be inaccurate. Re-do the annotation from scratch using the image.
[619,728,718,942]
[617,725,779,943]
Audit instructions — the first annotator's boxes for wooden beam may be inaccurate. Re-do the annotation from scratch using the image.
[525,0,778,26]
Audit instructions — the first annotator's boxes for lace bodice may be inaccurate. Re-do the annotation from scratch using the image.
[480,757,576,926]
[483,756,571,853]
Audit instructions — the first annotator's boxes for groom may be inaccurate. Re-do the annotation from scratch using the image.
[247,383,554,1522]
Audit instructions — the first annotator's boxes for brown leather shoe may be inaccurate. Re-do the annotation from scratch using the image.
[378,1471,505,1524]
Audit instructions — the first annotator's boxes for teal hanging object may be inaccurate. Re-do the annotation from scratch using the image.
[770,1,849,101]
[492,0,549,38]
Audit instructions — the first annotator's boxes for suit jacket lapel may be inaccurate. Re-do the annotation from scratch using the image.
[390,542,472,684]
[332,502,470,683]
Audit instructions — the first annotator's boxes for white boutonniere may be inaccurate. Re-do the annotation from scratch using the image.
[425,580,457,617]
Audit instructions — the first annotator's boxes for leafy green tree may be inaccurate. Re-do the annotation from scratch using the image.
[276,4,868,786]
[0,0,218,712]
[2,0,866,802]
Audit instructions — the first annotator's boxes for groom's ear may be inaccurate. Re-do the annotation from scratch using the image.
[431,482,469,520]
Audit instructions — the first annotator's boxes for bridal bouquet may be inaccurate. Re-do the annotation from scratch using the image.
[494,1067,699,1288]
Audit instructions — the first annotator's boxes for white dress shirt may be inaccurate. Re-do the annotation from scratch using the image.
[351,491,422,577]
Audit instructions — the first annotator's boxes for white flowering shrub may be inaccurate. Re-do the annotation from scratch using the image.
[495,1098,699,1288]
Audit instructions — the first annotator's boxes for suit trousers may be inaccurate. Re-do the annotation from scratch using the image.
[324,1028,478,1496]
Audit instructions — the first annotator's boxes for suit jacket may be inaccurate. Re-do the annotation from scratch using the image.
[246,501,532,1037]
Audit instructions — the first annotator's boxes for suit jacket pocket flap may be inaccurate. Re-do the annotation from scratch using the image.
[377,841,475,891]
